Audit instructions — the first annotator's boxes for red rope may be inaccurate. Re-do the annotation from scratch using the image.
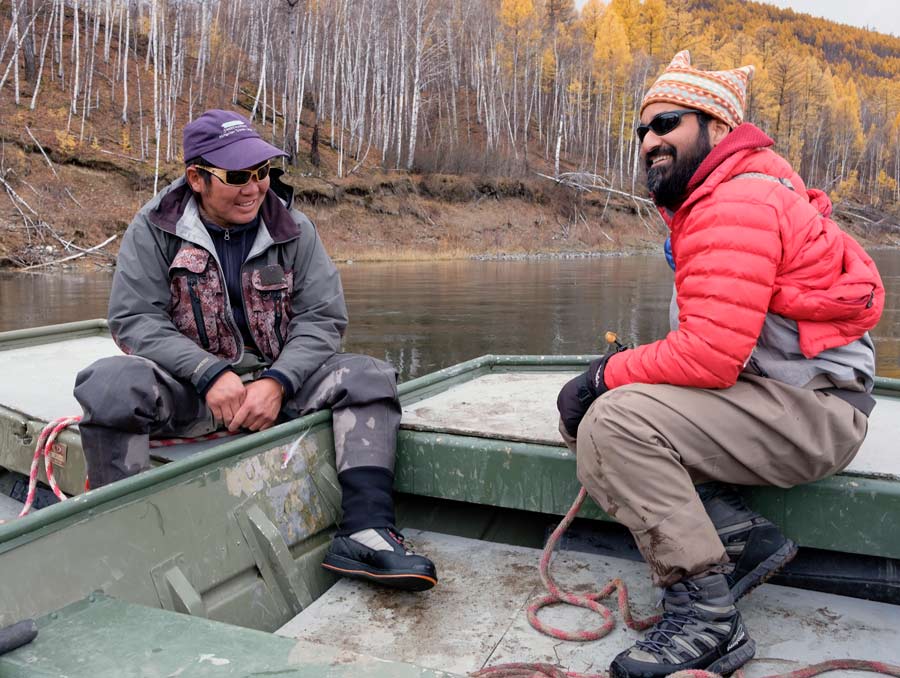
[526,488,660,641]
[148,430,239,448]
[473,666,900,678]
[473,489,900,678]
[16,415,81,517]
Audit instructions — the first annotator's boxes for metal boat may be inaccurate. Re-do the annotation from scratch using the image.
[0,320,897,676]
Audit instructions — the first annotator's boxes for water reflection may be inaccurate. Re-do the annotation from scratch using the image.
[1,251,898,380]
[338,257,675,380]
[872,249,900,377]
[0,270,115,330]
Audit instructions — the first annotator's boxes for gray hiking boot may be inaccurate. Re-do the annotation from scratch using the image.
[698,483,798,601]
[609,573,755,678]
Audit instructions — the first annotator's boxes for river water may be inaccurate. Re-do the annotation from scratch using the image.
[1,251,898,380]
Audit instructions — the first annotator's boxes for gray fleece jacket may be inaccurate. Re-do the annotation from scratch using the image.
[108,172,348,396]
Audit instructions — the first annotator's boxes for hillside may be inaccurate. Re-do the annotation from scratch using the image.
[0,0,899,269]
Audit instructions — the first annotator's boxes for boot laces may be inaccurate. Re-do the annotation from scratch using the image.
[636,586,703,655]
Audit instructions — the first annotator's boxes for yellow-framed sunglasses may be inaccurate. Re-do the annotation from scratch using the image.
[193,161,271,186]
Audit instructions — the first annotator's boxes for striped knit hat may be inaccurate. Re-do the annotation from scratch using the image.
[640,51,755,129]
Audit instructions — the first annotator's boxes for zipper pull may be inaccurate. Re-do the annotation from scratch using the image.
[223,229,230,241]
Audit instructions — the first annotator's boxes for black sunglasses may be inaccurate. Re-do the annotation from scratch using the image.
[194,161,271,186]
[636,110,701,143]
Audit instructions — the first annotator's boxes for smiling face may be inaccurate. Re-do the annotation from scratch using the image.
[639,103,728,210]
[186,163,270,227]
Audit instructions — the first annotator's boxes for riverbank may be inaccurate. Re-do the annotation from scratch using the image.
[0,130,664,268]
[298,172,669,263]
[1,126,898,270]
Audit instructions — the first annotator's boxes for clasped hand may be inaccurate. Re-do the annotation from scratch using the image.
[204,371,283,432]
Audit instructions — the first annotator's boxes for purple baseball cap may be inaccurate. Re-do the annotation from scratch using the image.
[183,109,287,170]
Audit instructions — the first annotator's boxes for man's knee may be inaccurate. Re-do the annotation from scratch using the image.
[332,354,398,401]
[75,356,160,429]
[575,393,616,487]
[575,385,667,478]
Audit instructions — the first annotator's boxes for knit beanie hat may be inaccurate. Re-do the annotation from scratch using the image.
[640,50,755,129]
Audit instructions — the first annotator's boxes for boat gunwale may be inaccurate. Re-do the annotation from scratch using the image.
[0,318,109,348]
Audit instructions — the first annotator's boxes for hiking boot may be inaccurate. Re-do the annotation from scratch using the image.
[609,573,755,678]
[698,483,798,601]
[322,527,437,592]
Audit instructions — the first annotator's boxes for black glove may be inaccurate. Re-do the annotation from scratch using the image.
[557,354,612,438]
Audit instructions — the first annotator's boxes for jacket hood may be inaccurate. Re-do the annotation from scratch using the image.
[806,188,833,218]
[673,122,835,220]
[148,174,300,243]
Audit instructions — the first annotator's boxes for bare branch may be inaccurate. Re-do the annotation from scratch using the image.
[23,125,84,208]
[0,171,39,215]
[534,171,654,204]
[19,234,117,271]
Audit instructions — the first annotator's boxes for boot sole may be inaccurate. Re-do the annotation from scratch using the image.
[609,638,756,678]
[731,539,798,601]
[707,638,757,676]
[322,553,437,592]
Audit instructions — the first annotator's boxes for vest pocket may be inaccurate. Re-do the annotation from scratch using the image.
[169,247,238,360]
[243,265,294,361]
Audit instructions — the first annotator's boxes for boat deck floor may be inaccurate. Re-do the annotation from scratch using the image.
[277,530,900,676]
[1,531,897,678]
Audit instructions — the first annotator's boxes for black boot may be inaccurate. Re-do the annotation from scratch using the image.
[323,527,437,591]
[322,466,437,591]
[698,483,798,601]
[610,573,755,678]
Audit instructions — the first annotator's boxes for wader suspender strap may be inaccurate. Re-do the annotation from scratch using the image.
[730,171,876,417]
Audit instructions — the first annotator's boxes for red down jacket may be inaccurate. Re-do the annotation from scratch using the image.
[603,123,884,390]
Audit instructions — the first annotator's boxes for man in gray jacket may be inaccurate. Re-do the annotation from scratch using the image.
[74,109,436,592]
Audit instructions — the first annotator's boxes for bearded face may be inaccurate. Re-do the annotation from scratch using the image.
[644,123,713,210]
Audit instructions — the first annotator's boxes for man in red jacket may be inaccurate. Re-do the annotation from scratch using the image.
[557,51,884,678]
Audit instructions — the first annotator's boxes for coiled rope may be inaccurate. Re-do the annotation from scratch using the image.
[526,487,660,641]
[472,488,900,678]
[12,416,238,519]
[17,415,81,517]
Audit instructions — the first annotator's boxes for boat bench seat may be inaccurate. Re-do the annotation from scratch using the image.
[0,593,449,678]
[1,335,897,561]
[396,370,900,560]
[0,334,247,496]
